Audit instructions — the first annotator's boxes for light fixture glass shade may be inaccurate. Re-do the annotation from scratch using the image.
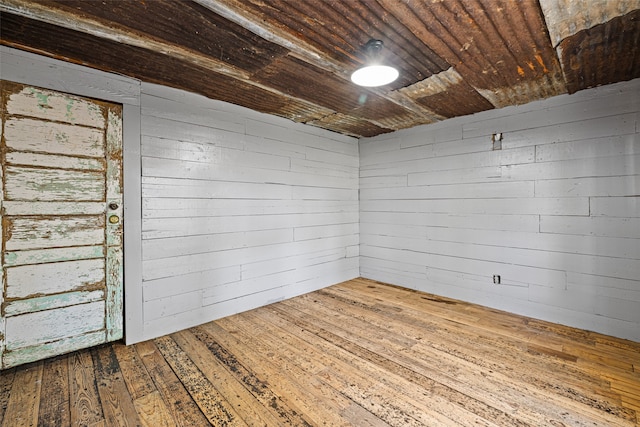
[351,64,399,87]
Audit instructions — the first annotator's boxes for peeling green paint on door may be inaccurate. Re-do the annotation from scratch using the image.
[1,80,124,369]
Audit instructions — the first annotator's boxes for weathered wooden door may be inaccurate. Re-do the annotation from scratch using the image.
[0,81,123,368]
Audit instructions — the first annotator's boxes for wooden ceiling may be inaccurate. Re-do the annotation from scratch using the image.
[1,0,639,138]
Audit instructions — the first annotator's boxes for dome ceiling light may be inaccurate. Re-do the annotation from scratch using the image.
[350,39,399,87]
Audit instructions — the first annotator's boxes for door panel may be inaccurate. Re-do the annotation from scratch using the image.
[5,84,106,127]
[3,289,105,317]
[1,80,124,368]
[3,245,106,268]
[5,216,106,250]
[4,117,106,157]
[6,259,105,298]
[4,166,106,201]
[5,301,106,349]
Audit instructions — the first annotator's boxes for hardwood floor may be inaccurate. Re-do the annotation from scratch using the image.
[1,278,639,426]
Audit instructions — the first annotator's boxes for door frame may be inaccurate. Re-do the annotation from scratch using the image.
[0,46,145,344]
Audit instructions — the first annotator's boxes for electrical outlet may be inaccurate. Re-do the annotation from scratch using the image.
[493,275,501,284]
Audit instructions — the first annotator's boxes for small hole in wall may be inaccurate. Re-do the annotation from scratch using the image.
[492,133,502,150]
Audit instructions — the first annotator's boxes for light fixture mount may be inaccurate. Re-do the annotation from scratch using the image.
[364,39,384,58]
[351,39,399,87]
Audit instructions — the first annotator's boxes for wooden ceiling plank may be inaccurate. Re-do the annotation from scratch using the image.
[377,0,491,84]
[306,0,446,81]
[3,0,633,138]
[0,0,251,79]
[0,0,393,136]
[193,0,348,76]
[376,0,507,110]
[382,0,568,108]
[538,0,639,96]
[363,0,451,73]
[194,0,442,129]
[539,0,640,47]
[557,9,640,94]
[33,0,290,73]
[396,67,492,119]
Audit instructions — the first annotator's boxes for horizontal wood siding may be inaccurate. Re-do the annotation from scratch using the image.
[359,78,640,342]
[140,83,359,339]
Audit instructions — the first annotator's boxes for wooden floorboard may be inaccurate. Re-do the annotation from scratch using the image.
[1,278,639,426]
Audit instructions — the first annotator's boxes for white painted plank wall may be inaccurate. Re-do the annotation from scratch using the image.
[140,83,359,339]
[359,78,640,342]
[5,47,638,345]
